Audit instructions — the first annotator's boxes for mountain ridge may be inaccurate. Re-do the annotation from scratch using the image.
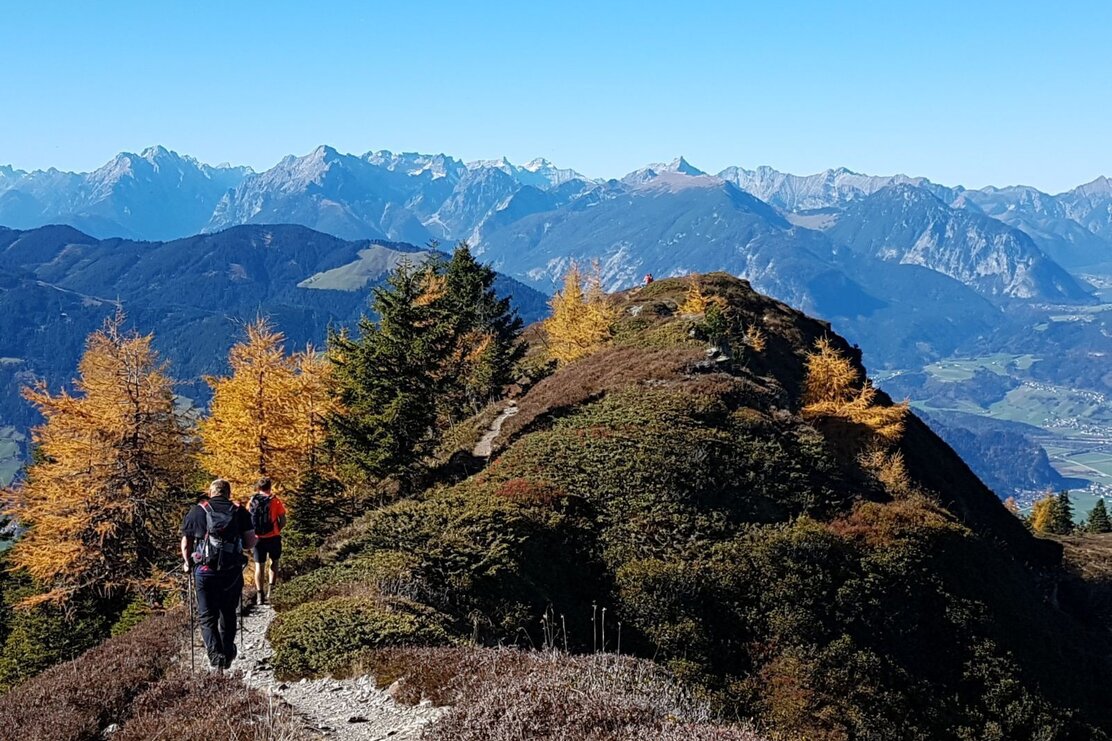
[4,145,1109,247]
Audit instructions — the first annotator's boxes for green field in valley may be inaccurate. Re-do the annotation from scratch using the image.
[922,353,1038,381]
[909,353,1112,517]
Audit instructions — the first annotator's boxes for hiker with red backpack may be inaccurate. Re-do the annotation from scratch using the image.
[248,477,287,606]
[180,479,257,672]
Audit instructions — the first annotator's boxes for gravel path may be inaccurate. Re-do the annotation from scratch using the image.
[472,401,518,458]
[228,603,443,740]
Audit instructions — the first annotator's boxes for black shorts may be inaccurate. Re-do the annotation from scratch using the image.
[252,536,282,564]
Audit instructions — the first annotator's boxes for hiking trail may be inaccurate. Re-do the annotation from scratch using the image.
[226,603,443,740]
[472,401,518,458]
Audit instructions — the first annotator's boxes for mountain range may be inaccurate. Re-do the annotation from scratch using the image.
[3,146,1109,275]
[0,148,1107,375]
[3,146,1112,500]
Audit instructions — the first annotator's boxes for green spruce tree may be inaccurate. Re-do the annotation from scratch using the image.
[1050,490,1075,535]
[437,242,525,418]
[327,260,452,487]
[1085,498,1111,534]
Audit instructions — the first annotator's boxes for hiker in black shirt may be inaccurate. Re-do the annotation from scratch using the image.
[180,479,256,671]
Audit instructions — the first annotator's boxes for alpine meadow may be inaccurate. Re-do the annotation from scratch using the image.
[1,3,1112,740]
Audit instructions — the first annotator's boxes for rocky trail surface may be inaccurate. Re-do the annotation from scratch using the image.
[225,602,443,740]
[472,401,519,458]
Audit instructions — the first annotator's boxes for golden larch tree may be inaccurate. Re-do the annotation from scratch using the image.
[7,313,193,605]
[1029,494,1056,533]
[801,337,908,441]
[544,263,617,364]
[198,319,331,494]
[744,324,767,353]
[679,278,712,315]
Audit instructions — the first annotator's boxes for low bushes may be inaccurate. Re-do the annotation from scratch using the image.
[361,646,763,741]
[0,605,302,740]
[268,595,453,679]
[0,609,182,738]
[115,668,302,741]
[270,550,422,611]
[0,558,122,690]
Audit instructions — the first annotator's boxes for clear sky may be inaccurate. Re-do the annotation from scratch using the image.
[2,1,1109,192]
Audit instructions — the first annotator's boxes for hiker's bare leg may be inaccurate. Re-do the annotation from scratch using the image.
[269,560,279,587]
[254,560,266,599]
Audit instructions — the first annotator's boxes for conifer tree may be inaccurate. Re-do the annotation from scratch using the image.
[198,319,331,493]
[544,263,617,364]
[679,278,712,315]
[1030,494,1056,533]
[6,313,192,605]
[1051,490,1075,535]
[328,261,451,485]
[801,338,908,441]
[1085,498,1111,533]
[437,243,525,417]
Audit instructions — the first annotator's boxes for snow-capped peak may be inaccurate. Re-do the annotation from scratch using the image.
[663,156,706,176]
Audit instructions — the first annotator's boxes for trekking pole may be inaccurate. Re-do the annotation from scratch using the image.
[239,591,245,665]
[187,571,195,673]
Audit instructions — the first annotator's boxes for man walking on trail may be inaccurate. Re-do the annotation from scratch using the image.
[249,477,286,606]
[180,479,256,672]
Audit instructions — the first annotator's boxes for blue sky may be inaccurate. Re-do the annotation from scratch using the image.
[2,1,1109,192]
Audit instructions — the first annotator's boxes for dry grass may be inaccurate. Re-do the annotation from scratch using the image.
[357,646,764,741]
[0,608,183,739]
[115,669,308,741]
[0,603,309,741]
[1057,532,1112,630]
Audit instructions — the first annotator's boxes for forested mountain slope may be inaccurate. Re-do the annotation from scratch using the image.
[0,223,546,435]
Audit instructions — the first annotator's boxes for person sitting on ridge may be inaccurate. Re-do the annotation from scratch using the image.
[180,478,256,672]
[248,477,286,605]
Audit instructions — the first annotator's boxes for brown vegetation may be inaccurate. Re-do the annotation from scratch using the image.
[115,669,305,741]
[359,646,763,741]
[495,344,711,449]
[0,607,303,740]
[0,609,180,738]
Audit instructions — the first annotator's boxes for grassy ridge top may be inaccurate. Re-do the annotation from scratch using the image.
[271,273,1109,738]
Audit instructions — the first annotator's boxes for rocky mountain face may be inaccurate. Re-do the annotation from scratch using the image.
[823,184,1092,302]
[4,145,1107,275]
[0,146,250,241]
[718,164,946,211]
[1059,176,1112,244]
[204,146,591,247]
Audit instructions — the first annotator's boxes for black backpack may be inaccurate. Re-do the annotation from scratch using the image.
[249,493,273,537]
[196,498,244,571]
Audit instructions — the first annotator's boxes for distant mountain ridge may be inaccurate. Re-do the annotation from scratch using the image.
[4,145,1109,254]
[0,222,547,440]
[0,146,251,241]
[0,145,1108,317]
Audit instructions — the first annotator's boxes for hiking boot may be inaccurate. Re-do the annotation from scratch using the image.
[256,591,267,606]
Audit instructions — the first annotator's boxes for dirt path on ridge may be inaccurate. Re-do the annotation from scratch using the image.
[223,603,443,740]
